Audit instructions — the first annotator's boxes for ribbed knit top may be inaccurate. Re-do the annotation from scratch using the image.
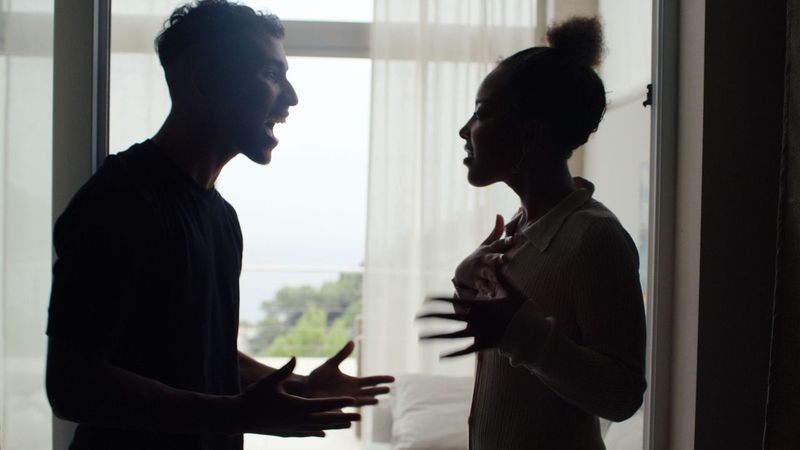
[467,179,647,450]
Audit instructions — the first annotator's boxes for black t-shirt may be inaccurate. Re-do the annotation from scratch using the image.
[47,140,244,450]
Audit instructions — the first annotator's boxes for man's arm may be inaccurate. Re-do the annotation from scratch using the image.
[47,338,358,436]
[47,338,239,433]
[238,351,304,392]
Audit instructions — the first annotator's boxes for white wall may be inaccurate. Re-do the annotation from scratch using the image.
[583,0,652,268]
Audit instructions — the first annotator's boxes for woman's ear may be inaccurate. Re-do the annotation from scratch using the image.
[522,120,544,146]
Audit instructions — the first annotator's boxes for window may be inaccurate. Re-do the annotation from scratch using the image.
[0,1,55,449]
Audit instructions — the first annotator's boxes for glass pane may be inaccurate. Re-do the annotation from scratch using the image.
[1,2,54,449]
[238,270,362,357]
[112,0,373,23]
[217,57,371,268]
[582,3,653,449]
[238,269,363,448]
[110,54,372,269]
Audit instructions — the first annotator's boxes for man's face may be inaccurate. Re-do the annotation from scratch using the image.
[214,33,298,165]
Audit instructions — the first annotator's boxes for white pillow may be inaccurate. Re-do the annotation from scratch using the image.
[390,374,473,450]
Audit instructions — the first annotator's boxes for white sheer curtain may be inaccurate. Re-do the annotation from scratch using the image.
[0,1,55,449]
[362,0,537,379]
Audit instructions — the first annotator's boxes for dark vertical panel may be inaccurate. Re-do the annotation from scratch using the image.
[696,1,785,449]
[764,0,800,448]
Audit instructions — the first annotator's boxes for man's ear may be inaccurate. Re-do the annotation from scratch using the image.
[190,68,215,104]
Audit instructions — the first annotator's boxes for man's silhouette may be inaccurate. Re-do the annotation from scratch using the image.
[45,2,392,449]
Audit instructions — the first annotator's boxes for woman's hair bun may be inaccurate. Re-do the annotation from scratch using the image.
[546,16,604,68]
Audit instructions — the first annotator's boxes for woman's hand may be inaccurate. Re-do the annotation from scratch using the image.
[453,215,514,299]
[237,357,360,437]
[417,280,528,358]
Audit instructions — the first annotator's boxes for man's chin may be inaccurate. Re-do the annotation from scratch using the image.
[242,142,276,165]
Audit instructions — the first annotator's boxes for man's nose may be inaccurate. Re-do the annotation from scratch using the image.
[284,80,299,106]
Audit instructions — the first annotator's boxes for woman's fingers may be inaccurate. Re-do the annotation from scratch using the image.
[441,343,480,358]
[485,235,513,252]
[480,252,506,267]
[416,312,468,322]
[420,328,474,340]
[481,214,505,245]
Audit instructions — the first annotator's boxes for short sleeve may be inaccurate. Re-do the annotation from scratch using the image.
[47,158,153,355]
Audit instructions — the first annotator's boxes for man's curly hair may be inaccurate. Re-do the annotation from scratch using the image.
[155,0,284,94]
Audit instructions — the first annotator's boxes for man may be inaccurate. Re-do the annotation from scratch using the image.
[45,1,393,449]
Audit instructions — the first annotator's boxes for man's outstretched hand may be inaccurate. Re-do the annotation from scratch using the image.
[237,357,360,437]
[292,341,394,407]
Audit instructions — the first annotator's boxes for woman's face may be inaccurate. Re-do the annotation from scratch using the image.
[459,66,529,187]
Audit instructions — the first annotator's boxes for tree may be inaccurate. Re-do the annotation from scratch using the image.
[264,305,350,357]
[250,272,362,356]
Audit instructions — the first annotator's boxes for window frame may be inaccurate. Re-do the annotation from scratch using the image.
[50,2,680,449]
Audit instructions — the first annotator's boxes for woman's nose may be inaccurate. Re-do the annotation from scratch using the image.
[459,122,470,140]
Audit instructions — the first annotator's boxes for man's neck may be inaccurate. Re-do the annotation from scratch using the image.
[151,110,238,190]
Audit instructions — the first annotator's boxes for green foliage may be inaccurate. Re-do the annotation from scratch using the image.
[250,272,362,356]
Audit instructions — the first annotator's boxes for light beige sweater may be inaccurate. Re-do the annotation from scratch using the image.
[465,180,647,450]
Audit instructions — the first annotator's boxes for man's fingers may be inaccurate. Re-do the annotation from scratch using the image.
[303,411,361,426]
[480,214,505,245]
[416,312,467,322]
[353,397,380,406]
[264,357,296,385]
[311,422,353,430]
[359,386,391,397]
[420,328,473,340]
[294,395,357,413]
[327,341,354,366]
[441,343,480,358]
[267,429,326,438]
[357,375,395,386]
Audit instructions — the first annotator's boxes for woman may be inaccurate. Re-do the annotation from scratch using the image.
[419,17,646,449]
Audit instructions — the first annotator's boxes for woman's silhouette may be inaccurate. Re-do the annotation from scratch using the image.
[420,17,647,449]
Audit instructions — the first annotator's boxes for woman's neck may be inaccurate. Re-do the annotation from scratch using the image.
[509,160,576,226]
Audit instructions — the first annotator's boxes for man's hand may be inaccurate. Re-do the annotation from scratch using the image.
[453,215,514,299]
[417,282,527,358]
[292,342,394,407]
[237,357,360,437]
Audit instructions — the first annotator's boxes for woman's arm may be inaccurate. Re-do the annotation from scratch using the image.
[498,219,647,422]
